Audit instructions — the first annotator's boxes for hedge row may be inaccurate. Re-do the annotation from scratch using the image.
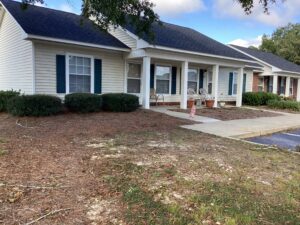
[0,90,20,112]
[2,91,139,117]
[267,100,300,111]
[243,92,280,106]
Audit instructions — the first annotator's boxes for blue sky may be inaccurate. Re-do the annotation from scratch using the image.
[30,0,300,47]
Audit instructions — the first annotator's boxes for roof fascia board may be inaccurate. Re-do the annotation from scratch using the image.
[147,45,257,64]
[25,34,131,52]
[274,70,300,76]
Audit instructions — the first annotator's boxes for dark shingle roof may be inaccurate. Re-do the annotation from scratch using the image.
[245,62,263,69]
[125,21,253,61]
[231,45,300,74]
[0,0,129,50]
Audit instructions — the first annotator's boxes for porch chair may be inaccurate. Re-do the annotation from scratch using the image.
[199,88,208,106]
[150,88,164,106]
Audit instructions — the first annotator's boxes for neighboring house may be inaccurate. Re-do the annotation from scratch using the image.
[0,0,259,110]
[230,45,300,101]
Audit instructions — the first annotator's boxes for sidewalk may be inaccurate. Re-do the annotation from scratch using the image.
[151,106,300,139]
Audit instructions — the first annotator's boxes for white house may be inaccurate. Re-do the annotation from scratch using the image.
[230,45,300,101]
[0,0,260,109]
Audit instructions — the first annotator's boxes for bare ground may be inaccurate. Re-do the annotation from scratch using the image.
[0,110,299,225]
[171,107,280,120]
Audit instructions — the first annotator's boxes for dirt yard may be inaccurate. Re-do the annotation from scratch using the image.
[0,110,299,225]
[171,107,280,120]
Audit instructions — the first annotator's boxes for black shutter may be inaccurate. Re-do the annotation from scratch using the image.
[243,73,247,93]
[56,55,66,93]
[199,69,204,89]
[228,72,233,95]
[150,64,155,89]
[94,59,102,94]
[171,67,177,95]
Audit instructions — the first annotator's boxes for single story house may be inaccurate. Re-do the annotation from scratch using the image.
[0,0,279,110]
[230,45,300,101]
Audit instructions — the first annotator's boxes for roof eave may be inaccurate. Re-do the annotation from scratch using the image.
[25,34,131,52]
[147,45,257,64]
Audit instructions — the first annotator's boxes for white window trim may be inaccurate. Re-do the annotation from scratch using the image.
[66,53,95,94]
[154,64,172,95]
[127,62,142,94]
[188,68,199,93]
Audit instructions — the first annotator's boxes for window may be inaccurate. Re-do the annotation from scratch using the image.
[290,78,294,96]
[232,72,238,95]
[155,65,171,94]
[258,77,264,92]
[268,77,273,93]
[207,71,213,94]
[127,63,141,93]
[69,55,92,93]
[188,69,198,93]
[280,78,285,94]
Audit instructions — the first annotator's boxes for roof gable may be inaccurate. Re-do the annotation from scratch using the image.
[231,45,300,74]
[125,21,253,61]
[0,0,129,50]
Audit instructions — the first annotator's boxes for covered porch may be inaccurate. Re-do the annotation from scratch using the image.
[254,73,300,101]
[125,49,247,109]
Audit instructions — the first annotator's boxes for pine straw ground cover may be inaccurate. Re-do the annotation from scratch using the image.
[0,110,299,225]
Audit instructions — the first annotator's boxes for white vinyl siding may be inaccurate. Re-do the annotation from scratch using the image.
[109,27,137,49]
[34,42,125,95]
[0,10,33,94]
[217,68,253,101]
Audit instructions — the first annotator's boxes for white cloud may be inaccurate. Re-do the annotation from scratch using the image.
[229,35,263,48]
[151,0,205,17]
[58,3,75,13]
[213,0,300,27]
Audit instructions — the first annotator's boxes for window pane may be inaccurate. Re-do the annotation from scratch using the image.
[188,70,198,82]
[69,75,90,93]
[157,80,170,94]
[232,72,238,95]
[84,58,91,66]
[69,56,76,65]
[233,84,238,95]
[83,66,91,75]
[128,79,140,93]
[128,64,141,78]
[70,65,76,74]
[188,81,197,93]
[77,66,84,75]
[77,57,83,66]
[208,83,212,94]
[156,66,170,80]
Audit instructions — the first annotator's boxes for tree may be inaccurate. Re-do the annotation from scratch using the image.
[21,0,282,38]
[260,24,300,65]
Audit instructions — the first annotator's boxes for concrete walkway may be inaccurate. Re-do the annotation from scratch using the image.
[151,106,300,139]
[151,106,220,123]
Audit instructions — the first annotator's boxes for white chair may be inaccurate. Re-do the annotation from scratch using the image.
[199,88,208,106]
[150,88,164,106]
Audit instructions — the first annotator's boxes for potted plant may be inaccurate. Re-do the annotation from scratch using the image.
[187,97,195,109]
[205,95,215,108]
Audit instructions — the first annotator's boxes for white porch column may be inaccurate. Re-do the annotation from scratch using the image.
[236,67,244,107]
[272,75,278,94]
[142,56,151,109]
[285,77,290,97]
[180,61,188,109]
[212,65,219,108]
[297,78,300,102]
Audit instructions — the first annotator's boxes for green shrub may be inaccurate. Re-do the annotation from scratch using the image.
[267,100,300,111]
[7,95,63,116]
[243,92,280,106]
[102,93,139,112]
[0,90,20,112]
[64,93,102,113]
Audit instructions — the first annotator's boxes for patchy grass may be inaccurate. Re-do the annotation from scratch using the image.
[0,111,299,224]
